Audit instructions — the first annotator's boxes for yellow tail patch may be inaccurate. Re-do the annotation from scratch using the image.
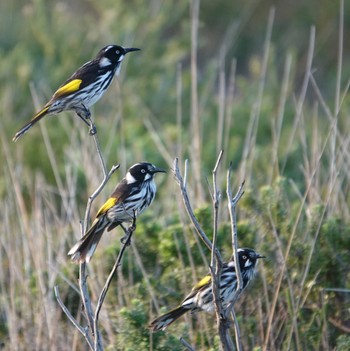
[54,79,82,98]
[30,105,50,122]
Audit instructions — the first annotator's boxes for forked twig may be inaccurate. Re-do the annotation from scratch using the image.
[79,162,120,348]
[54,124,120,350]
[172,158,222,262]
[226,163,245,351]
[54,286,94,349]
[173,155,245,351]
[210,151,233,350]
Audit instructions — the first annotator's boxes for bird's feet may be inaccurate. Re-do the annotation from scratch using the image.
[120,235,132,246]
[219,313,232,328]
[89,124,97,135]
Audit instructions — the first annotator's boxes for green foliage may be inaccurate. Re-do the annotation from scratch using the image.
[116,299,183,351]
[336,335,350,351]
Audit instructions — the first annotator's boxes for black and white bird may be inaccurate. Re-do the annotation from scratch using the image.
[13,45,140,141]
[68,162,166,263]
[149,248,264,332]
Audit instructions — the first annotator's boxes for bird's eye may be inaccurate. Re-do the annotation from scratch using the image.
[116,50,120,54]
[242,255,247,260]
[141,169,146,173]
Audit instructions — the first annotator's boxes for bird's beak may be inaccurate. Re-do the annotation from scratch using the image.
[152,167,167,174]
[124,47,141,54]
[256,253,265,259]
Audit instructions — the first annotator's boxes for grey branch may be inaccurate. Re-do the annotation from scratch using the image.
[54,125,120,351]
[180,337,196,351]
[172,158,222,262]
[226,163,245,351]
[54,286,94,350]
[93,214,137,350]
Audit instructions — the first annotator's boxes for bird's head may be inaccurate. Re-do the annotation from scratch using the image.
[126,162,166,184]
[97,45,140,67]
[236,248,265,270]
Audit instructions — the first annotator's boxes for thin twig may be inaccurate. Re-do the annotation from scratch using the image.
[54,286,94,350]
[226,164,245,351]
[230,309,242,351]
[172,158,222,261]
[211,150,224,264]
[88,114,108,178]
[210,151,233,351]
[180,337,196,351]
[53,121,119,349]
[83,164,120,232]
[93,214,137,350]
[78,163,120,346]
[227,166,245,297]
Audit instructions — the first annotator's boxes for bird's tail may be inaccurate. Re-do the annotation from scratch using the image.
[13,105,50,142]
[68,216,109,263]
[149,305,189,332]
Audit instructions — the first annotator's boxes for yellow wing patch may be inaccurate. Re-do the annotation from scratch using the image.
[54,79,82,97]
[193,275,211,291]
[96,197,117,217]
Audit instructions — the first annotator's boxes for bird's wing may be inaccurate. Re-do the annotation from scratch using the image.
[95,179,131,218]
[185,274,211,298]
[180,274,211,305]
[51,60,102,99]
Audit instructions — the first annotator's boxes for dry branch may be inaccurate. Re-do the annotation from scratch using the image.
[173,155,245,351]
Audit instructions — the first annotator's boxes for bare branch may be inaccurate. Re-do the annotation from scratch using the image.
[172,158,222,262]
[87,114,107,178]
[211,150,224,264]
[230,309,243,351]
[54,124,120,350]
[93,213,137,350]
[83,164,120,231]
[227,166,245,296]
[226,163,245,351]
[180,337,196,351]
[210,151,234,350]
[54,286,94,350]
[79,263,95,339]
[77,162,120,347]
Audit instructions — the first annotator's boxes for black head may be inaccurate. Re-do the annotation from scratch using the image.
[126,162,166,184]
[236,248,265,270]
[96,45,140,66]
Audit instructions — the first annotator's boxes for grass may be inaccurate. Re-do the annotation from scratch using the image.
[0,0,349,350]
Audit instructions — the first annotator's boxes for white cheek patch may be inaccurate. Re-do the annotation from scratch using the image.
[144,173,151,181]
[126,172,137,184]
[118,54,125,62]
[245,259,252,268]
[100,57,112,67]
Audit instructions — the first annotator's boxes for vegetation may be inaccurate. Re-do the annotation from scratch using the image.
[0,0,349,350]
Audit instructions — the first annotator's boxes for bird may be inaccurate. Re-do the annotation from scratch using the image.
[13,45,140,142]
[68,162,166,263]
[149,248,264,332]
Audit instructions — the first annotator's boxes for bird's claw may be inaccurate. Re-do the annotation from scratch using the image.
[89,125,97,135]
[120,235,131,246]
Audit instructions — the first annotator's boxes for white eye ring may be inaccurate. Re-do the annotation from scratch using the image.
[141,169,146,173]
[242,255,247,260]
[116,50,120,54]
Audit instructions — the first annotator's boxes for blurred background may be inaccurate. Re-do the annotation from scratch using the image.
[0,0,349,350]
